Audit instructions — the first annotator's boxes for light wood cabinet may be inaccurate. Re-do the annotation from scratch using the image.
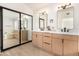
[52,34,78,56]
[63,35,78,56]
[32,32,37,46]
[42,33,52,52]
[32,32,78,56]
[52,34,63,55]
[37,33,43,48]
[32,32,43,48]
[52,38,63,55]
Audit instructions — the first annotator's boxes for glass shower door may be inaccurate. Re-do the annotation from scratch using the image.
[3,9,20,49]
[21,14,32,43]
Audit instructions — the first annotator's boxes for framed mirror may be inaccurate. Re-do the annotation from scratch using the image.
[57,7,74,32]
[39,18,45,31]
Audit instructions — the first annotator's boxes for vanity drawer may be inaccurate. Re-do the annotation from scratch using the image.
[63,35,78,40]
[43,33,51,43]
[43,36,51,44]
[32,32,37,35]
[43,33,51,36]
[32,32,43,38]
[37,32,43,36]
[32,35,37,40]
[42,33,52,52]
[42,41,51,52]
[52,34,63,39]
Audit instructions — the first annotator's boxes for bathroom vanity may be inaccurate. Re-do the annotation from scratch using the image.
[32,5,79,56]
[32,31,78,56]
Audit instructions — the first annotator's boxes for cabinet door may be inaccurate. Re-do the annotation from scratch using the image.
[32,32,43,48]
[52,38,63,56]
[32,33,37,46]
[64,39,78,56]
[37,35,42,48]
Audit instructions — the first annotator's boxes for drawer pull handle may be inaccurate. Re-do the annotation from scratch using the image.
[44,42,50,45]
[62,39,64,43]
[44,36,49,37]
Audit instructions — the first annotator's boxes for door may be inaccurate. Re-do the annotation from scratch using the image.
[3,9,20,49]
[21,14,32,43]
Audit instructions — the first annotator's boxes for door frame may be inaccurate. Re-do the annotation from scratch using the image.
[0,6,33,52]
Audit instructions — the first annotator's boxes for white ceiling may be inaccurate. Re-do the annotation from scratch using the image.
[25,3,53,11]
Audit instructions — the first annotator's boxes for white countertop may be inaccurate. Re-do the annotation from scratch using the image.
[32,30,79,35]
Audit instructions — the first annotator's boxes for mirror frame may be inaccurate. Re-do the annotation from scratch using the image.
[57,7,74,32]
[39,18,45,31]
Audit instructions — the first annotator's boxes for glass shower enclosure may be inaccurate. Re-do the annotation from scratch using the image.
[0,6,33,51]
[21,14,32,43]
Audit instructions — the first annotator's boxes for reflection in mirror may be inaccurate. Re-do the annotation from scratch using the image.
[39,18,45,31]
[21,14,32,43]
[3,9,20,49]
[57,7,74,32]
